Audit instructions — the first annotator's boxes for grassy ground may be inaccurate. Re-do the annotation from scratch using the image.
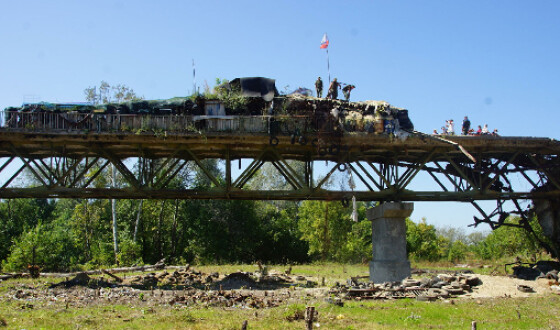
[1,295,559,329]
[1,262,558,329]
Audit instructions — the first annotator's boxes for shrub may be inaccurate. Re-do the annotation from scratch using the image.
[2,221,79,272]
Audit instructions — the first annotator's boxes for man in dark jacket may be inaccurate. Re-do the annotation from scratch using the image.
[462,116,471,135]
[315,77,323,98]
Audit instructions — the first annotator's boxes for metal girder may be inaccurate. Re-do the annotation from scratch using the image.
[0,186,557,201]
[97,148,141,189]
[482,152,519,192]
[444,156,478,191]
[0,152,556,202]
[396,149,437,190]
[527,154,560,190]
[0,131,558,203]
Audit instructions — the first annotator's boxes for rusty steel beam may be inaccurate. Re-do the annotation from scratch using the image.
[0,186,558,201]
[0,130,558,202]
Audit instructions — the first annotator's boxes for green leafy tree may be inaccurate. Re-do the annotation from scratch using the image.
[472,216,544,260]
[252,201,309,263]
[341,217,372,263]
[298,200,354,261]
[0,199,56,264]
[447,240,469,262]
[2,219,79,272]
[406,218,447,261]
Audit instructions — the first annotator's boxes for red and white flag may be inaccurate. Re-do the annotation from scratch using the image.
[320,33,329,49]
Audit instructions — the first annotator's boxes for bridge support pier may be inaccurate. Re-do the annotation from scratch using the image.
[367,202,414,283]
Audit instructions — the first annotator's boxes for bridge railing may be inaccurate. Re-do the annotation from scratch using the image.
[0,111,359,135]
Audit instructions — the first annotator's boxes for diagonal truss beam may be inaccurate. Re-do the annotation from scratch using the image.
[8,144,49,187]
[98,148,141,189]
[444,155,478,191]
[482,152,519,191]
[182,148,222,188]
[528,154,560,190]
[397,149,437,190]
[348,163,375,191]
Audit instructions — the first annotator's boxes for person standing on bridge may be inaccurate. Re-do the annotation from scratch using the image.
[447,119,455,135]
[326,78,340,99]
[315,77,323,98]
[342,84,355,101]
[462,116,471,135]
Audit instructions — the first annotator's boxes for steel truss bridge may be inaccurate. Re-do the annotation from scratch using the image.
[0,113,559,229]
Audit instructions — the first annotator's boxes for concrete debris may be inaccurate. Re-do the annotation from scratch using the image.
[0,267,317,310]
[329,273,482,301]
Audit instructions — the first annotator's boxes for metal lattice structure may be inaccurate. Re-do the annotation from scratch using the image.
[0,113,559,229]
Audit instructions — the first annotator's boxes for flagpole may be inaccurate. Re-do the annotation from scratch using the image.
[320,33,331,83]
[192,59,196,95]
[326,47,331,84]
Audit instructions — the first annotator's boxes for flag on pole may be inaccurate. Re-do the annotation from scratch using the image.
[320,33,329,49]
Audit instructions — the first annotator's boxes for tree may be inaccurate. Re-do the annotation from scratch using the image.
[83,81,142,264]
[84,81,142,105]
[406,218,447,261]
[298,201,353,261]
[2,218,80,272]
[0,199,56,264]
[472,216,545,260]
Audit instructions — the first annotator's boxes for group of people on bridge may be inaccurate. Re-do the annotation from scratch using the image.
[434,116,499,136]
[315,77,355,101]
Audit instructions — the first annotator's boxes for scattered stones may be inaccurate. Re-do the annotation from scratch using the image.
[325,296,344,306]
[330,273,482,301]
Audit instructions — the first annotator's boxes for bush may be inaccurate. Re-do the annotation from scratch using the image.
[88,241,115,267]
[117,238,143,266]
[447,240,468,262]
[472,216,545,260]
[406,218,447,261]
[2,221,79,272]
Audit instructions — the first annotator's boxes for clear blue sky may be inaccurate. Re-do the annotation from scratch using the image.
[1,1,558,231]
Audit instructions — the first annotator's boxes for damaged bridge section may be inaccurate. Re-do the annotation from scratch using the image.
[1,93,560,256]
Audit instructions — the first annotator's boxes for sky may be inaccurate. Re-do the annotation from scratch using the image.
[0,0,558,232]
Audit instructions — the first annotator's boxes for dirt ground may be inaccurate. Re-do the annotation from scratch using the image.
[461,275,555,299]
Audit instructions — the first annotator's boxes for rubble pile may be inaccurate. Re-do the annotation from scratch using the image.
[5,266,321,309]
[167,287,288,309]
[4,266,496,310]
[511,260,560,280]
[329,273,483,302]
[49,265,298,291]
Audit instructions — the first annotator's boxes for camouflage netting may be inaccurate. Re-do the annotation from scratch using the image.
[6,95,414,132]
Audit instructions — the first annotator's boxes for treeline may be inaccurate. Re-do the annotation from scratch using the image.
[0,161,548,272]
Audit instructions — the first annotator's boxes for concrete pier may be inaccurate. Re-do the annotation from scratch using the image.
[367,202,414,283]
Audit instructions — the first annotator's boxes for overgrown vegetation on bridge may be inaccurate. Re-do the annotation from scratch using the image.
[0,160,548,273]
